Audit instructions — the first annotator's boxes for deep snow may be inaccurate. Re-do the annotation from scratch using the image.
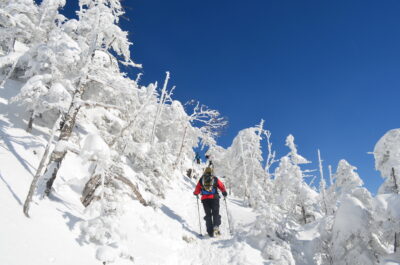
[0,79,266,264]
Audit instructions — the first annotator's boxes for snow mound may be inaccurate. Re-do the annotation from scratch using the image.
[81,133,111,162]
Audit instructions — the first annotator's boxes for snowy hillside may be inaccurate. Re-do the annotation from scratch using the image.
[0,79,265,264]
[3,1,400,265]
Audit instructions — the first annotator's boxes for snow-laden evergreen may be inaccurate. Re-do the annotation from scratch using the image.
[2,1,400,265]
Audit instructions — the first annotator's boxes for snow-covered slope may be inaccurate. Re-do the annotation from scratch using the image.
[0,79,267,264]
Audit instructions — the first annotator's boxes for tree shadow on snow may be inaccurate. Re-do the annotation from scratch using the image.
[0,119,41,176]
[0,170,23,205]
[182,176,197,190]
[57,208,84,230]
[55,206,86,246]
[160,204,200,237]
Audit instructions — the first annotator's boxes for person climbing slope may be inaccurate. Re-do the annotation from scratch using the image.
[194,152,201,164]
[193,167,227,237]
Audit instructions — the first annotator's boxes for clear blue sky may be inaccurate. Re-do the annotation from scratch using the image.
[63,0,400,193]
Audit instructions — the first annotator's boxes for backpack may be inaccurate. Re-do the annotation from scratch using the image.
[201,175,218,195]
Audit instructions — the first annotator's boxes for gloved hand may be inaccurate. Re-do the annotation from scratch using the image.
[222,191,227,198]
[193,193,199,198]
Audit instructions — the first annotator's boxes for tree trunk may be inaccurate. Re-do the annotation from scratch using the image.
[392,168,399,194]
[81,168,148,207]
[301,205,307,224]
[43,103,81,196]
[174,125,188,169]
[23,114,61,217]
[114,174,148,206]
[150,72,170,144]
[239,135,249,199]
[395,232,400,253]
[81,174,102,207]
[26,111,34,133]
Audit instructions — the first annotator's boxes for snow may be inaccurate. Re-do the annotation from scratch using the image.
[380,253,400,265]
[3,1,400,264]
[96,246,118,263]
[0,126,265,265]
[0,81,267,264]
[81,133,111,162]
[3,76,400,264]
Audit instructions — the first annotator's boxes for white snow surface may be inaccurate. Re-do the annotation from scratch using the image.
[0,80,266,265]
[81,133,111,162]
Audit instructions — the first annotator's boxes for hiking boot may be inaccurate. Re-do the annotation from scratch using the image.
[213,226,220,236]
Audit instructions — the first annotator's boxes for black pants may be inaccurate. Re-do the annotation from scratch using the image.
[202,198,221,236]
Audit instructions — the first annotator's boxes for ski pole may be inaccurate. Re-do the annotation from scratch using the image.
[224,197,233,235]
[196,196,202,236]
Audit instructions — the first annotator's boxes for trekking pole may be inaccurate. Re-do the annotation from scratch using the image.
[196,196,202,236]
[224,197,233,235]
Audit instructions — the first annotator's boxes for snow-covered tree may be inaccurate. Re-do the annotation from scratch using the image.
[173,101,227,169]
[6,0,79,130]
[374,128,400,194]
[273,134,318,224]
[373,129,400,255]
[39,0,141,196]
[79,134,137,263]
[222,123,267,208]
[249,203,296,265]
[0,0,39,87]
[325,159,363,214]
[0,0,39,50]
[263,122,277,181]
[22,0,142,216]
[330,192,380,265]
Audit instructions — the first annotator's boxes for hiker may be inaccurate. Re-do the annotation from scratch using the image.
[205,154,213,167]
[194,152,201,164]
[193,167,227,237]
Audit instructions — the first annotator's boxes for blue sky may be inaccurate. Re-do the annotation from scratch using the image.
[63,0,400,193]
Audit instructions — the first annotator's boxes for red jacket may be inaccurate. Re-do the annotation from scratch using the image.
[193,177,227,200]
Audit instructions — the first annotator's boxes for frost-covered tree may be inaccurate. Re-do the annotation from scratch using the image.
[79,134,137,263]
[206,145,229,178]
[330,192,382,265]
[39,0,141,196]
[11,27,80,130]
[263,122,277,182]
[374,128,400,194]
[373,129,400,255]
[222,122,267,208]
[0,0,39,51]
[22,0,142,216]
[313,160,379,265]
[123,98,199,197]
[6,0,79,130]
[249,203,296,265]
[0,0,39,87]
[173,101,227,169]
[273,135,318,225]
[325,159,363,214]
[317,150,329,216]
